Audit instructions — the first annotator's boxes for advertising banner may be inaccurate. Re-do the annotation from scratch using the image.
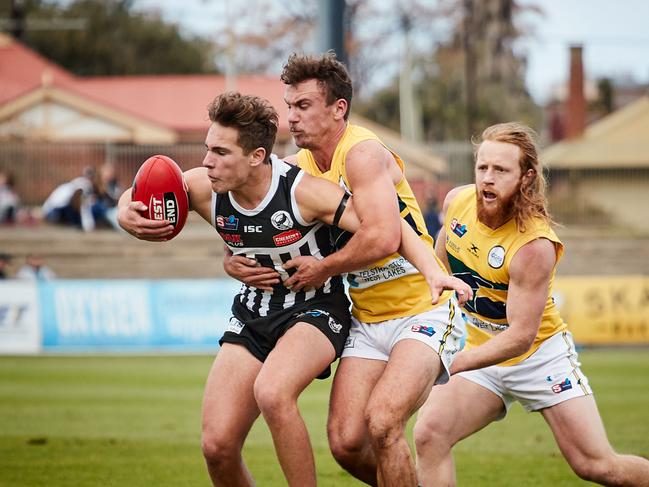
[39,279,241,352]
[0,281,41,354]
[554,276,649,345]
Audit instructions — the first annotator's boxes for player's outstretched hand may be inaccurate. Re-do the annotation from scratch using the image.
[118,200,173,241]
[283,256,327,292]
[223,253,280,291]
[427,275,473,306]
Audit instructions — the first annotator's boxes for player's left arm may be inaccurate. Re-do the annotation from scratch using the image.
[450,237,557,374]
[284,141,401,290]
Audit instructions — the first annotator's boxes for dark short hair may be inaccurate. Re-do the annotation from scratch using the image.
[207,92,278,163]
[281,51,353,120]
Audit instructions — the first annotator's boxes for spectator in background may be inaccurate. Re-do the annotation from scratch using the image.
[0,170,20,224]
[16,254,56,280]
[92,162,122,230]
[42,167,96,231]
[423,195,443,240]
[0,252,11,279]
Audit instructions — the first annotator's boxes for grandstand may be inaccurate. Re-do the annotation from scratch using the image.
[2,216,649,279]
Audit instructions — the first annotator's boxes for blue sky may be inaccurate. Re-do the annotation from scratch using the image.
[131,0,649,104]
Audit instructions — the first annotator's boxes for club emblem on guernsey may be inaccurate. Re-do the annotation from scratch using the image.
[271,210,293,230]
[488,245,505,269]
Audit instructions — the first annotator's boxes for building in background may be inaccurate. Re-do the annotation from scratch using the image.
[0,33,447,207]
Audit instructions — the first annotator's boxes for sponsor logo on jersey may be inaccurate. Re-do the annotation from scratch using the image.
[219,232,243,247]
[226,317,244,334]
[243,225,263,233]
[446,237,461,254]
[411,323,436,337]
[466,314,509,333]
[347,256,415,288]
[488,245,506,269]
[551,377,573,393]
[216,215,239,230]
[271,210,293,230]
[296,309,325,318]
[273,229,302,246]
[469,243,480,256]
[344,336,356,349]
[450,218,467,237]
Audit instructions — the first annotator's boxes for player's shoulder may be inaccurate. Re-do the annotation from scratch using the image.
[511,237,557,275]
[442,184,474,212]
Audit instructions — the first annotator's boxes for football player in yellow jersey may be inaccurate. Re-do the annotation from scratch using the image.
[224,52,468,486]
[414,122,649,486]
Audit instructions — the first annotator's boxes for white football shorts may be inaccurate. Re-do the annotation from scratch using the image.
[458,330,593,418]
[341,297,466,384]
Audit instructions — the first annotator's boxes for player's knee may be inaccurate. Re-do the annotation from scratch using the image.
[328,418,366,464]
[254,380,294,422]
[569,454,617,484]
[365,404,403,449]
[413,411,453,454]
[201,430,238,469]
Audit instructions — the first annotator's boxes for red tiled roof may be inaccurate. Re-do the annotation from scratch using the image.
[0,33,76,104]
[1,34,288,136]
[69,75,288,133]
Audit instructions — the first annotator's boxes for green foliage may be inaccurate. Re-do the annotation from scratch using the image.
[11,0,217,75]
[1,350,648,486]
[356,0,543,141]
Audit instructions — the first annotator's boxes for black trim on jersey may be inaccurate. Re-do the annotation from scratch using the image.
[398,197,423,236]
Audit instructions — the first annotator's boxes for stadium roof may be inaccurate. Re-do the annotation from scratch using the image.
[543,95,649,169]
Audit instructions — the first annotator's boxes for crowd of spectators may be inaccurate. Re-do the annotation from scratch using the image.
[42,162,122,232]
[0,252,56,280]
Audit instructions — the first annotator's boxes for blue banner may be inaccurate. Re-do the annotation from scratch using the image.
[39,279,241,352]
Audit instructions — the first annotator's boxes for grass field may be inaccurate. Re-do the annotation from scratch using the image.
[1,349,648,486]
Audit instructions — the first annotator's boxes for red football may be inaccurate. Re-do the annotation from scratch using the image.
[131,155,189,240]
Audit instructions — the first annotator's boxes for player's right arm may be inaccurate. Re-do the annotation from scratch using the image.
[117,188,173,241]
[450,237,557,374]
[117,167,212,241]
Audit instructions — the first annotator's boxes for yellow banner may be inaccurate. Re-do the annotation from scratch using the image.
[553,276,649,344]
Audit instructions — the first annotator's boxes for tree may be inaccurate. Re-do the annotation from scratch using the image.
[2,0,218,75]
[356,0,542,141]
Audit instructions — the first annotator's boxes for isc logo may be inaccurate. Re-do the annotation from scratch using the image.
[244,225,262,233]
[150,192,178,224]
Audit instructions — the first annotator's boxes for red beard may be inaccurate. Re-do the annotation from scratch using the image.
[476,189,517,228]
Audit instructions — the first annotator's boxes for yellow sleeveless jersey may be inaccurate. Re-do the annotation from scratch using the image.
[445,186,566,366]
[295,123,452,322]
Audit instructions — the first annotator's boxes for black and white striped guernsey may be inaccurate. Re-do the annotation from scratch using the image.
[211,155,345,317]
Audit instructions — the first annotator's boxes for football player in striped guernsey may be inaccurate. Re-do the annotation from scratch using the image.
[118,91,470,487]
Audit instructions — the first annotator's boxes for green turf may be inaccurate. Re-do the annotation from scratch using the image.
[1,349,647,486]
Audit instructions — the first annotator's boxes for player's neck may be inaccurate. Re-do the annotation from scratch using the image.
[230,163,272,210]
[310,121,347,172]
